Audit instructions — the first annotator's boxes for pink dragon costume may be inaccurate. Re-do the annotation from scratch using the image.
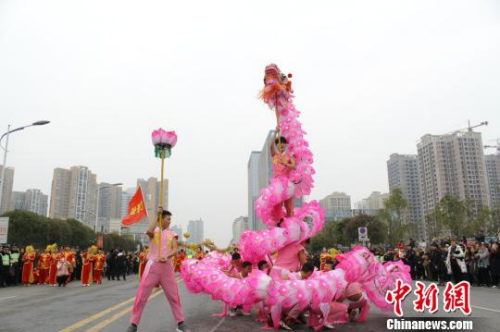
[181,65,412,330]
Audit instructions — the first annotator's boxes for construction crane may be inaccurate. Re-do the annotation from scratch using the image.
[484,138,500,154]
[448,120,488,135]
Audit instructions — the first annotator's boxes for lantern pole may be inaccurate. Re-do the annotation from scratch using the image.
[158,148,166,260]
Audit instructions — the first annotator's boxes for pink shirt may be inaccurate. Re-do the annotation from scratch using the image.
[288,272,302,280]
[147,227,178,261]
[274,242,304,272]
[272,153,293,177]
[227,265,242,278]
[57,260,70,276]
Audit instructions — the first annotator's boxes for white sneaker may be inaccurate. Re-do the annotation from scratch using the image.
[324,322,335,329]
[279,320,293,331]
[228,308,236,317]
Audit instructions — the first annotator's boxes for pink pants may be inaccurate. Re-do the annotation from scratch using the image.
[348,298,370,322]
[308,302,348,330]
[130,260,185,325]
[336,298,370,323]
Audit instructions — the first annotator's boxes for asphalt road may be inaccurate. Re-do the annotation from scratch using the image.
[0,276,498,332]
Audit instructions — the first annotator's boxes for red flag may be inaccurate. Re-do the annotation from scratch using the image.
[122,187,148,226]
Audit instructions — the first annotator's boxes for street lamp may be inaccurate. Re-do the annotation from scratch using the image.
[0,120,50,212]
[95,182,123,232]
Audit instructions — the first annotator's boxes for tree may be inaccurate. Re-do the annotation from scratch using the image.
[310,218,349,251]
[65,218,96,248]
[436,195,468,238]
[425,208,445,240]
[2,210,136,251]
[343,214,387,245]
[425,195,474,239]
[490,207,500,237]
[465,207,491,237]
[379,189,410,244]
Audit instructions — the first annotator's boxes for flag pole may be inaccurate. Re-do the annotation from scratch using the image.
[275,93,281,159]
[158,148,166,260]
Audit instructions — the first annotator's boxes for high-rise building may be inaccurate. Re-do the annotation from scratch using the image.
[10,189,48,217]
[485,153,500,208]
[10,191,25,211]
[319,192,352,221]
[49,166,98,226]
[137,177,168,224]
[96,183,122,233]
[417,132,490,218]
[0,165,14,214]
[248,130,302,230]
[247,131,275,231]
[359,191,389,210]
[387,153,425,239]
[258,131,275,194]
[24,189,48,217]
[231,216,248,245]
[171,225,183,240]
[187,219,204,244]
[248,151,261,231]
[120,188,136,218]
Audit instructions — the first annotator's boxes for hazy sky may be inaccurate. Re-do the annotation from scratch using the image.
[1,1,499,245]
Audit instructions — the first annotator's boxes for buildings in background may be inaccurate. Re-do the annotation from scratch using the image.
[231,216,249,245]
[248,130,302,230]
[319,192,353,221]
[417,132,490,217]
[171,225,183,239]
[0,165,14,214]
[187,219,204,244]
[137,177,169,224]
[96,183,123,233]
[385,129,491,240]
[49,166,98,227]
[9,189,48,217]
[387,153,425,239]
[485,153,500,208]
[359,191,389,210]
[120,188,136,219]
[248,151,261,231]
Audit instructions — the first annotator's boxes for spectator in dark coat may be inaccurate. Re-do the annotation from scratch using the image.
[490,243,500,288]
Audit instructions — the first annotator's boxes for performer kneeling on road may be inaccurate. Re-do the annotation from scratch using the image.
[126,207,189,332]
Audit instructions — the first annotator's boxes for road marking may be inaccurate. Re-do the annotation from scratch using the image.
[0,296,17,301]
[59,297,136,332]
[471,305,500,313]
[208,317,226,332]
[71,278,183,332]
[85,292,163,332]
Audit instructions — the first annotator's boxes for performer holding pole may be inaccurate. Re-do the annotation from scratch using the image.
[126,128,189,332]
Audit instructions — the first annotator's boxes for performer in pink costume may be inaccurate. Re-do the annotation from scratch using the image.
[271,136,296,219]
[126,208,189,332]
[179,65,413,330]
[270,240,307,279]
[340,282,370,323]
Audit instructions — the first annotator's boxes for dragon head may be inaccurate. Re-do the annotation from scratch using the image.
[260,64,293,108]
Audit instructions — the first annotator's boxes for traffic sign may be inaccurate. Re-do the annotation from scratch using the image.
[358,227,368,241]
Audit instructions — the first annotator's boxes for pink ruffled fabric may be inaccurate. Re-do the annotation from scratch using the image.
[179,65,412,328]
[240,202,325,263]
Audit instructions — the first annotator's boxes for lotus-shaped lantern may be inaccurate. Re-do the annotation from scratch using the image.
[152,128,177,158]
